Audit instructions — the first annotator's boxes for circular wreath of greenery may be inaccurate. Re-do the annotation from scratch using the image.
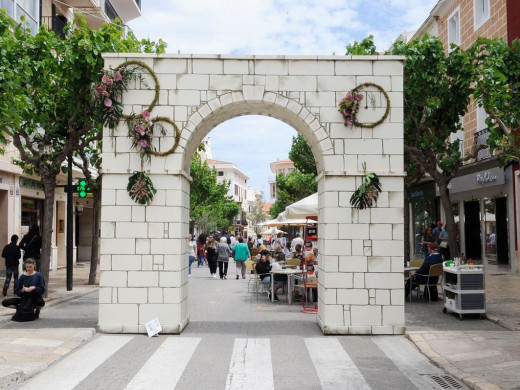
[340,82,390,129]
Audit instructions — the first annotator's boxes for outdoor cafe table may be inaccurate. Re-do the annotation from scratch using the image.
[404,266,420,280]
[270,269,302,304]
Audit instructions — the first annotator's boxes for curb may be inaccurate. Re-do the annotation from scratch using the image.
[405,332,502,390]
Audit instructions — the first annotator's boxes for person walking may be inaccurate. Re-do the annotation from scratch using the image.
[188,234,197,278]
[2,258,45,321]
[421,227,435,260]
[19,224,42,272]
[205,235,218,278]
[196,234,206,267]
[217,237,231,279]
[232,236,250,279]
[2,235,21,296]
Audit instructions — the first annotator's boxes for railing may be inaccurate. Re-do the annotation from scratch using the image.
[475,128,491,161]
[40,15,67,40]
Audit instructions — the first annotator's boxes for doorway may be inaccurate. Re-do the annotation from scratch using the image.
[464,200,481,260]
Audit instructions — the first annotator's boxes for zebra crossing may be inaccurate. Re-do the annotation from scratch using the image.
[18,334,454,390]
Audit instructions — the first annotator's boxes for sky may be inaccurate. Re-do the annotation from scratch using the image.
[128,0,438,198]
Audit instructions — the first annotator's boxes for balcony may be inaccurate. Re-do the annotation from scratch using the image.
[108,0,141,22]
[475,128,491,161]
[41,15,68,39]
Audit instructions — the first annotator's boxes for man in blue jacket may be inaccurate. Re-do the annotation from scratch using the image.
[405,243,444,301]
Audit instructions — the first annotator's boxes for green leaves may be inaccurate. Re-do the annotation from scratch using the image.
[269,169,317,218]
[289,134,317,175]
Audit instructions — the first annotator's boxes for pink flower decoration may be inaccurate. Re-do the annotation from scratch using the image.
[114,72,123,81]
[135,126,145,136]
[346,118,353,125]
[142,111,151,118]
[357,93,364,100]
[101,75,110,84]
[104,99,112,107]
[148,121,153,127]
[343,109,350,116]
[96,84,106,93]
[346,93,353,100]
[140,140,148,148]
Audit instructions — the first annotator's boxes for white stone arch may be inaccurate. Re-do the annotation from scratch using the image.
[181,92,330,174]
[98,54,406,335]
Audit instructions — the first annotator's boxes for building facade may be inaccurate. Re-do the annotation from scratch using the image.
[410,0,519,271]
[268,158,295,203]
[0,0,142,272]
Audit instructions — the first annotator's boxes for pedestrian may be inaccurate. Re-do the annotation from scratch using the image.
[405,243,443,301]
[205,235,218,278]
[290,232,304,252]
[232,236,250,279]
[188,234,197,277]
[254,234,263,248]
[19,224,42,272]
[247,236,254,250]
[2,235,21,296]
[2,258,45,321]
[421,227,435,260]
[196,233,206,267]
[217,237,231,279]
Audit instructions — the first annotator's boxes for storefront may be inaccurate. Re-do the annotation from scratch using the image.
[409,182,438,258]
[447,161,515,270]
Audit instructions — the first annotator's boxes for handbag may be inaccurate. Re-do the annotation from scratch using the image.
[439,241,448,248]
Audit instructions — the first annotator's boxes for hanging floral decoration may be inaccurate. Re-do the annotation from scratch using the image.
[127,171,157,205]
[350,163,382,210]
[96,60,181,205]
[338,82,390,128]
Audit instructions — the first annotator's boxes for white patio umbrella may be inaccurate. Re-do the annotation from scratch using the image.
[283,192,318,219]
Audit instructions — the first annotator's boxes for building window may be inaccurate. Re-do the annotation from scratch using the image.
[4,0,39,34]
[474,0,490,30]
[234,184,238,196]
[448,9,460,48]
[21,197,43,228]
[218,171,224,176]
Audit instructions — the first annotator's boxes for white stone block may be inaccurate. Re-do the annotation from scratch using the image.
[176,74,209,90]
[279,76,317,91]
[319,107,343,123]
[154,59,188,74]
[321,271,353,288]
[159,271,182,287]
[322,224,339,240]
[164,287,183,303]
[99,304,138,326]
[145,206,182,222]
[243,85,265,101]
[139,304,181,327]
[318,76,356,91]
[100,271,127,287]
[392,224,404,241]
[350,305,381,326]
[389,155,404,173]
[149,287,163,303]
[338,224,369,240]
[321,287,337,304]
[209,75,243,90]
[265,76,279,90]
[391,289,405,305]
[323,155,345,172]
[373,61,403,76]
[306,91,336,107]
[131,206,145,222]
[118,288,148,303]
[380,177,403,192]
[99,288,112,304]
[391,76,403,92]
[382,306,404,326]
[365,273,403,289]
[370,208,403,224]
[102,206,132,222]
[224,60,249,74]
[115,222,148,238]
[128,271,159,287]
[371,326,394,335]
[164,254,183,271]
[335,61,373,75]
[356,76,391,91]
[376,290,391,305]
[123,90,156,106]
[338,256,367,272]
[169,90,201,106]
[321,255,339,272]
[100,255,112,271]
[136,238,151,255]
[367,257,391,272]
[112,255,142,271]
[383,139,403,155]
[255,60,288,75]
[151,239,181,254]
[321,177,356,192]
[156,73,176,90]
[193,59,223,74]
[337,289,368,305]
[351,239,364,256]
[100,238,136,255]
[101,222,115,239]
[353,273,365,288]
[346,139,382,155]
[289,60,334,75]
[369,224,392,240]
[142,255,153,271]
[372,240,403,257]
[321,304,344,326]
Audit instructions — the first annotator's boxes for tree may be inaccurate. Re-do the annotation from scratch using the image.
[469,37,520,166]
[270,170,317,218]
[288,134,317,175]
[190,153,241,232]
[391,35,483,257]
[0,12,165,287]
[248,192,266,233]
[345,35,378,55]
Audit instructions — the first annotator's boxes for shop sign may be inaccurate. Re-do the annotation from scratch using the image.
[476,171,497,185]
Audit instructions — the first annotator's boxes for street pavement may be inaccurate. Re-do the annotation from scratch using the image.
[0,262,518,389]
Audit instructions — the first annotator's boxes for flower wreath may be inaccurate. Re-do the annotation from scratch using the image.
[94,60,181,205]
[338,82,390,128]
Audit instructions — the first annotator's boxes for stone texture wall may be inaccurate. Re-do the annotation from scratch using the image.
[98,54,405,335]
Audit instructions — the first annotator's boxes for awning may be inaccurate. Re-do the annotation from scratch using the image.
[283,193,318,219]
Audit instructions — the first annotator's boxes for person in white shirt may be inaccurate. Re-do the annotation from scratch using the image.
[290,233,304,252]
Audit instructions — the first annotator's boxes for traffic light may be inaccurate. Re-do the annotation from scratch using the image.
[75,179,90,198]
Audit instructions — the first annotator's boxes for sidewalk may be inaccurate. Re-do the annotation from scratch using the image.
[0,263,98,387]
[407,270,520,390]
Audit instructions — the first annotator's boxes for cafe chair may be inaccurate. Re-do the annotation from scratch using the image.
[285,258,300,268]
[294,268,318,313]
[249,263,270,300]
[409,263,443,303]
[410,259,424,268]
[244,260,259,294]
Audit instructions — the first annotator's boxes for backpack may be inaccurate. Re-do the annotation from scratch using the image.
[12,295,37,322]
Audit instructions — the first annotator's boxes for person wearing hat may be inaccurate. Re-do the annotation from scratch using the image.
[405,243,444,301]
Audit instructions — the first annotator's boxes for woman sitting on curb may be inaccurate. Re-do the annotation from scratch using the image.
[2,257,45,321]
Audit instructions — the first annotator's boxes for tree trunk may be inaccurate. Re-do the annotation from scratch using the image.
[40,179,57,297]
[88,176,102,285]
[438,182,460,258]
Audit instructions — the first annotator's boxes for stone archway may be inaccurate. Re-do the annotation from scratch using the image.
[98,54,406,335]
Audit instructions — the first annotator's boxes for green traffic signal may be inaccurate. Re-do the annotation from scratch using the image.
[76,179,90,198]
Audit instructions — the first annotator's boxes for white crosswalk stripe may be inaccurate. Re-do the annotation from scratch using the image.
[125,337,201,390]
[225,338,274,390]
[305,337,371,390]
[19,335,133,390]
